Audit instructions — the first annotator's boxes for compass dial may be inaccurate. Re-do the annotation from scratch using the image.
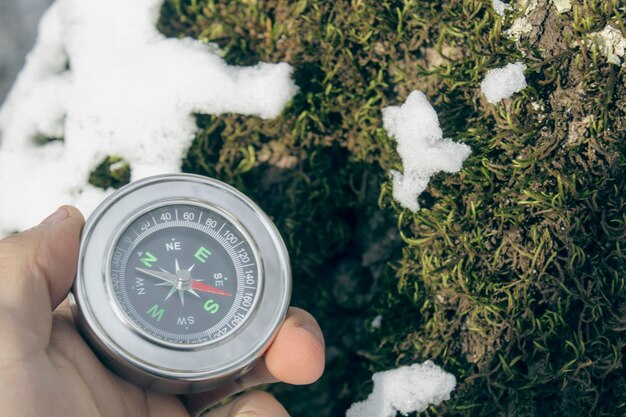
[109,203,260,346]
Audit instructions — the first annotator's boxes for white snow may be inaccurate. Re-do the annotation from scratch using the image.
[492,0,512,18]
[481,62,527,104]
[382,91,471,212]
[370,315,382,330]
[553,0,572,13]
[345,361,456,417]
[0,0,298,235]
[575,25,626,66]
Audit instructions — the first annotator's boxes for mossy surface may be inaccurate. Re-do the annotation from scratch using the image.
[89,155,132,190]
[154,1,626,416]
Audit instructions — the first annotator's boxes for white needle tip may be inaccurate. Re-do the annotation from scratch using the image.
[164,286,177,301]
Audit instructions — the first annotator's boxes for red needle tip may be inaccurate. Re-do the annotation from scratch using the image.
[191,280,233,297]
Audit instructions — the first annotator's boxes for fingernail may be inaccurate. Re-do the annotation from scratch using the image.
[42,207,70,224]
[299,321,325,349]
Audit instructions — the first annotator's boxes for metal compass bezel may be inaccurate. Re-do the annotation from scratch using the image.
[71,174,291,393]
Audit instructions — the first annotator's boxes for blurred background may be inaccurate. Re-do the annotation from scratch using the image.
[0,0,53,104]
[2,2,625,416]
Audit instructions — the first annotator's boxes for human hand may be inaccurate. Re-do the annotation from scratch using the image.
[0,206,325,417]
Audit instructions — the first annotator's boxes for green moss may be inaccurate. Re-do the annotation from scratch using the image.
[88,155,131,190]
[158,0,626,416]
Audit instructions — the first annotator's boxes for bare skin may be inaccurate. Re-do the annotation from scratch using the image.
[0,206,325,417]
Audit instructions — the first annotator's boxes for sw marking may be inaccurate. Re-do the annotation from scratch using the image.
[177,316,195,326]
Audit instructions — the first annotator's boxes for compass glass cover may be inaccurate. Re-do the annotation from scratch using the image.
[108,203,260,346]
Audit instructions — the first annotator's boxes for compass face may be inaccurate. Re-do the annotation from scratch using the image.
[109,203,260,346]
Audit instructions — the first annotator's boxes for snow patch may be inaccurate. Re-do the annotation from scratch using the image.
[575,26,626,66]
[345,361,456,417]
[0,0,298,235]
[382,91,471,213]
[492,0,512,18]
[553,0,572,13]
[370,315,382,330]
[481,62,527,104]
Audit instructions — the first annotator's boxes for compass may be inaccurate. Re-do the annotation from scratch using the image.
[71,174,291,394]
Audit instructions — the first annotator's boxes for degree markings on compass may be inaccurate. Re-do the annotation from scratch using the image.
[175,208,179,221]
[152,215,158,226]
[114,207,259,342]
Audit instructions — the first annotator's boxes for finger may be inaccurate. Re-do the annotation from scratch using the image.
[0,206,84,339]
[56,296,72,315]
[264,307,325,384]
[182,360,277,415]
[200,391,289,417]
[183,307,324,413]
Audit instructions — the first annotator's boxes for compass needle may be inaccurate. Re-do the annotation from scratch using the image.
[164,286,177,301]
[74,174,288,394]
[191,279,233,297]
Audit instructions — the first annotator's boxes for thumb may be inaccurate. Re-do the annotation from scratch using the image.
[0,206,84,336]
